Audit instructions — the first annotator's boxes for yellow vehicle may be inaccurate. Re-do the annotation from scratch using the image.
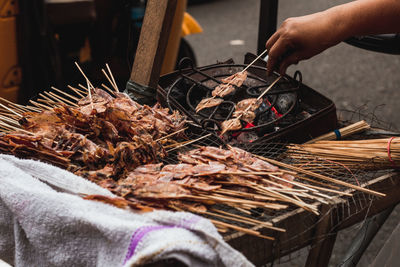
[0,0,202,103]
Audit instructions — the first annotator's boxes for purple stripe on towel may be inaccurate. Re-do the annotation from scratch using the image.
[123,225,173,265]
[123,215,203,265]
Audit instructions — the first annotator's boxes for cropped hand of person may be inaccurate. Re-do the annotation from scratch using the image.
[265,0,400,75]
[265,11,343,75]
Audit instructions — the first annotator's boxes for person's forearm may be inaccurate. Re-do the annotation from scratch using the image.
[325,0,400,42]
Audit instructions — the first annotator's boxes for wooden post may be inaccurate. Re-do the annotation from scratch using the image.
[257,0,278,54]
[129,0,178,88]
[305,205,337,267]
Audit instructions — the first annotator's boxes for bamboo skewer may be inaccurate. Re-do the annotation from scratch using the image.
[250,183,319,214]
[25,105,43,112]
[202,210,284,233]
[0,102,23,117]
[242,49,269,73]
[101,83,116,96]
[254,154,385,197]
[211,208,286,232]
[306,120,370,144]
[0,97,30,112]
[0,115,21,126]
[209,219,275,240]
[44,91,77,107]
[102,69,118,93]
[38,93,59,105]
[42,91,64,104]
[166,133,212,152]
[51,86,80,102]
[74,62,94,109]
[155,127,188,142]
[29,100,51,111]
[0,121,33,135]
[216,188,276,202]
[48,91,79,107]
[68,85,86,97]
[106,63,119,92]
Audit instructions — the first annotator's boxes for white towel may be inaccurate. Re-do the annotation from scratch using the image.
[0,154,253,267]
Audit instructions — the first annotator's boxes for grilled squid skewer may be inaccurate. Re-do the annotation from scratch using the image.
[220,76,282,135]
[195,97,224,113]
[233,98,263,123]
[195,71,248,112]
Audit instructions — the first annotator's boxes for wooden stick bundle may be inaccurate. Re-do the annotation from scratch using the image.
[288,137,400,171]
[305,120,370,144]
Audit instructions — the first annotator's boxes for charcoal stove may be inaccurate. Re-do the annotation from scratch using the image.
[158,53,338,144]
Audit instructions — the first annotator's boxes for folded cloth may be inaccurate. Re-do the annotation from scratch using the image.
[0,154,253,267]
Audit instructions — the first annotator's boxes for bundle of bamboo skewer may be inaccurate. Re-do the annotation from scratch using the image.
[287,137,400,170]
[305,120,371,144]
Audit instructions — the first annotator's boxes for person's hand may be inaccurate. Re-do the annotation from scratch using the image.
[266,11,343,75]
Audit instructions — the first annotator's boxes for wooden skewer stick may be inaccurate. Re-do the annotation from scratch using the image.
[78,84,90,93]
[155,127,188,142]
[241,48,268,73]
[211,208,286,232]
[220,171,283,176]
[29,100,51,111]
[68,85,86,97]
[166,133,212,152]
[0,122,15,131]
[86,80,94,109]
[298,181,352,196]
[268,174,319,193]
[210,219,275,240]
[74,62,94,89]
[0,97,30,112]
[254,154,386,197]
[163,139,193,149]
[74,62,94,109]
[216,188,276,202]
[102,69,118,93]
[0,102,23,117]
[0,121,33,135]
[0,104,25,115]
[51,86,80,102]
[25,105,43,112]
[101,83,116,96]
[48,91,79,107]
[106,63,119,92]
[42,92,65,106]
[249,182,319,214]
[203,211,285,233]
[0,115,21,126]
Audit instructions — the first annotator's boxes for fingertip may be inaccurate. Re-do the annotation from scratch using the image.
[266,58,276,76]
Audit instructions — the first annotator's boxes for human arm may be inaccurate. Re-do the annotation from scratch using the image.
[266,0,400,75]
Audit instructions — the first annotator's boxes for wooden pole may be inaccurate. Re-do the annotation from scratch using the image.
[130,0,178,88]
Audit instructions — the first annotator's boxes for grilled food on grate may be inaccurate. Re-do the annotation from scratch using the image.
[196,71,248,112]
